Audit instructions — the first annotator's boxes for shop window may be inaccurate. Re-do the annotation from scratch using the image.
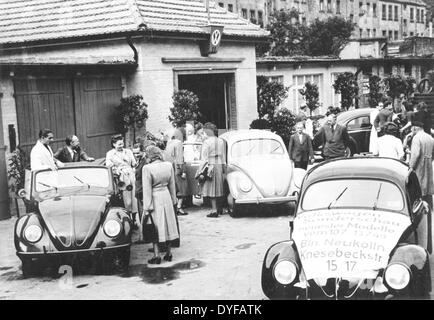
[410,8,414,22]
[388,5,392,20]
[373,3,377,17]
[228,4,233,12]
[394,6,398,21]
[241,8,248,19]
[382,4,386,20]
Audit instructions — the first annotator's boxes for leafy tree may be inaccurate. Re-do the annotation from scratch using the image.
[114,94,148,142]
[271,108,296,146]
[256,76,289,122]
[169,90,201,128]
[333,72,359,110]
[383,74,416,100]
[299,82,320,115]
[305,17,355,56]
[368,74,384,108]
[264,9,308,56]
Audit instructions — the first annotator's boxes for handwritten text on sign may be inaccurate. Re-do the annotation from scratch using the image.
[292,210,411,280]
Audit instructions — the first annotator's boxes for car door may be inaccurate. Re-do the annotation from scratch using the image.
[183,142,203,195]
[345,115,371,153]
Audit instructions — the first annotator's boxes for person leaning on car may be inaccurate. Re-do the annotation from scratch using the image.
[53,134,94,163]
[288,121,314,170]
[313,114,350,160]
[30,128,64,171]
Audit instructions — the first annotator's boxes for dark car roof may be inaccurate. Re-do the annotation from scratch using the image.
[337,108,371,124]
[304,157,410,188]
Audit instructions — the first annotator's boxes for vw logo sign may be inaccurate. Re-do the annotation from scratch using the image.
[211,29,221,46]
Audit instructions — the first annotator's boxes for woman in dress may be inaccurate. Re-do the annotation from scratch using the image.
[200,122,227,218]
[106,134,139,227]
[142,146,179,264]
[163,128,190,215]
[369,102,383,154]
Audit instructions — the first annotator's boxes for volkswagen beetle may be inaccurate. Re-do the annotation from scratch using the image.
[220,130,303,217]
[15,163,132,277]
[262,157,432,299]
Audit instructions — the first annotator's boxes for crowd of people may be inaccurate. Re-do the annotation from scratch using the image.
[29,122,228,265]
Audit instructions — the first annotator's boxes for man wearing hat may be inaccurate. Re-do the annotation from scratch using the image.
[373,122,404,160]
[410,121,434,252]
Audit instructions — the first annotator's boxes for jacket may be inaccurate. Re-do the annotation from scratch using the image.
[313,124,350,158]
[30,140,61,171]
[288,132,314,162]
[54,145,91,163]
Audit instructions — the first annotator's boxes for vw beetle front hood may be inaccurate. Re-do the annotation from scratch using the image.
[292,209,411,281]
[38,195,107,249]
[231,156,292,197]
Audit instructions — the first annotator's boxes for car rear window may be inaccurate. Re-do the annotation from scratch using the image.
[301,179,405,212]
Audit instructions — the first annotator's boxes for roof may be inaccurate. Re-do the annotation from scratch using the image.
[0,0,268,46]
[303,157,410,188]
[220,129,284,145]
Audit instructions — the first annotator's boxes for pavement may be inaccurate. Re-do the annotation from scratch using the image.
[0,204,289,300]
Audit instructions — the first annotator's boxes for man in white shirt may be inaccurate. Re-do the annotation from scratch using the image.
[30,129,64,170]
[374,122,404,160]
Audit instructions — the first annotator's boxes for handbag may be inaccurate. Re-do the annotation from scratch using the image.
[142,213,158,244]
[195,162,213,183]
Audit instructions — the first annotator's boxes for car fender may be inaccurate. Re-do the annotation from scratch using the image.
[261,240,302,299]
[14,213,53,254]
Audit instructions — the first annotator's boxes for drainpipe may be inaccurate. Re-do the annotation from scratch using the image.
[0,93,11,220]
[126,36,139,65]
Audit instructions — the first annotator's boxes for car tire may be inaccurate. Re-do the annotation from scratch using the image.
[112,248,131,273]
[21,258,41,278]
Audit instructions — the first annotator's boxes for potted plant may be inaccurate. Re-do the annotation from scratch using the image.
[114,94,148,144]
[168,90,201,127]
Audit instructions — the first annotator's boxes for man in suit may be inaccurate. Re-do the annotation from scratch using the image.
[288,122,314,170]
[30,128,64,170]
[54,135,94,163]
[313,113,350,160]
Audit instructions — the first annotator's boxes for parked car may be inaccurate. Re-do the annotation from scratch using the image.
[220,129,302,217]
[314,108,372,161]
[15,163,132,277]
[262,157,431,299]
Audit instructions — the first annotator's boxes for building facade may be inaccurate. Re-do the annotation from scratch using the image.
[217,0,428,40]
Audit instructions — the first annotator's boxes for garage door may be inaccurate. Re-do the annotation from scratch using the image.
[14,76,123,160]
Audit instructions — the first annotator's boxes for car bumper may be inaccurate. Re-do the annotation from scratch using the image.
[235,195,297,204]
[17,243,131,258]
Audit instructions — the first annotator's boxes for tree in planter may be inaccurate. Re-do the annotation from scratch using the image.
[114,94,148,143]
[169,90,201,128]
[299,82,320,116]
[271,108,296,147]
[368,74,384,108]
[257,76,289,124]
[333,72,359,111]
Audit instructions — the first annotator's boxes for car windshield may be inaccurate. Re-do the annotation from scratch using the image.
[301,179,405,212]
[35,168,110,192]
[231,138,285,158]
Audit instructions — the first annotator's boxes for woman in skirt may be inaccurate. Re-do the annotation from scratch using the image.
[163,128,190,215]
[201,122,227,218]
[142,146,179,264]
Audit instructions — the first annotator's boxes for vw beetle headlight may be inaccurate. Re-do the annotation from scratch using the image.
[384,263,411,290]
[103,220,122,238]
[24,225,43,243]
[238,176,253,193]
[273,260,298,285]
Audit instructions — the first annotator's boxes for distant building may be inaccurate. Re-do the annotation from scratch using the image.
[217,0,428,40]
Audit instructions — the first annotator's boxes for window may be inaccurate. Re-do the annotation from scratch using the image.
[382,30,387,37]
[373,3,377,17]
[388,5,392,20]
[218,2,224,7]
[360,28,363,38]
[388,30,393,40]
[367,28,371,37]
[394,6,398,21]
[359,2,363,15]
[228,4,233,12]
[350,13,354,21]
[373,28,376,37]
[231,139,285,158]
[382,4,386,20]
[258,10,263,27]
[241,8,247,19]
[410,8,414,22]
[416,8,420,23]
[292,74,323,114]
[250,10,256,23]
[384,64,392,75]
[421,10,425,23]
[327,0,332,12]
[302,17,307,25]
[367,2,370,16]
[410,31,414,36]
[320,0,324,11]
[404,63,412,75]
[336,0,341,13]
[347,116,371,130]
[267,75,284,83]
[404,18,407,25]
[394,30,399,40]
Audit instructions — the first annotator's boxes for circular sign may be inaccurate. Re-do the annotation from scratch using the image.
[211,29,221,46]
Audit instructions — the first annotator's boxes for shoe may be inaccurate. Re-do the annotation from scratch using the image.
[206,212,219,218]
[148,256,161,264]
[163,253,173,262]
[177,210,189,216]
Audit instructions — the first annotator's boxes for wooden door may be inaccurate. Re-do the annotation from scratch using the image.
[73,77,123,158]
[14,78,76,157]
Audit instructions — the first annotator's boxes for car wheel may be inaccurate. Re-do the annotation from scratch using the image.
[227,194,240,218]
[109,248,130,274]
[21,258,42,278]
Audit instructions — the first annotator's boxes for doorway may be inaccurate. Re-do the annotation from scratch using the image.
[178,73,236,131]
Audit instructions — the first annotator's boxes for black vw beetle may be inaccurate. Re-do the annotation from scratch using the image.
[15,163,132,277]
[262,157,431,299]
